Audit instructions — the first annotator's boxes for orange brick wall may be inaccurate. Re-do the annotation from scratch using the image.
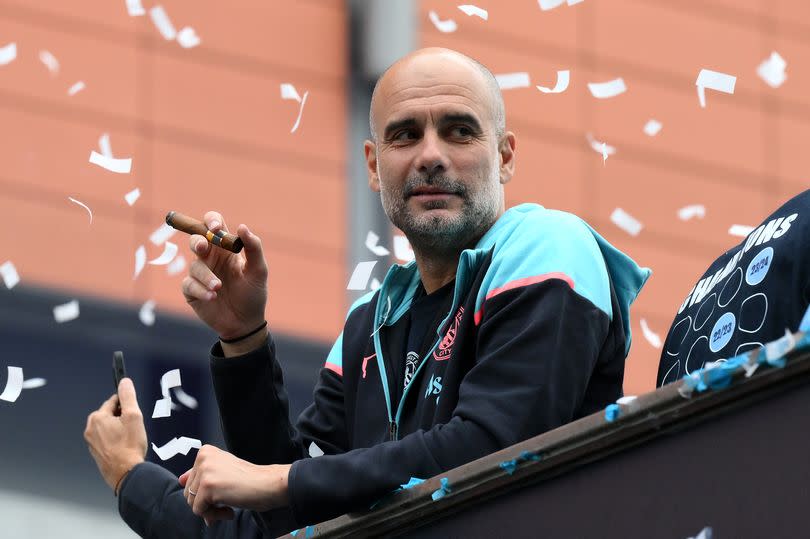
[0,0,347,341]
[420,0,808,394]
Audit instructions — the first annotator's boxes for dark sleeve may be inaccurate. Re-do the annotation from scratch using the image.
[286,280,612,525]
[210,333,349,465]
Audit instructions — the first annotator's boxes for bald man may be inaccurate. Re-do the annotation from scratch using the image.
[85,48,649,537]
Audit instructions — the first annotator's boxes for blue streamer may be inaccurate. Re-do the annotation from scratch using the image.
[799,304,810,332]
[305,527,314,539]
[604,403,621,422]
[498,450,543,476]
[431,477,452,501]
[290,530,299,537]
[499,459,519,475]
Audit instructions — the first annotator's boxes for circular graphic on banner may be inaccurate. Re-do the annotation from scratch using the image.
[686,336,709,374]
[739,293,768,333]
[718,267,743,307]
[694,293,716,331]
[746,246,773,286]
[709,312,736,353]
[665,316,692,357]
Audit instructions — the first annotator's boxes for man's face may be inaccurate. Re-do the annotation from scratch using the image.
[366,53,513,254]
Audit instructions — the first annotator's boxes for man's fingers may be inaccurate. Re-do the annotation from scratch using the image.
[238,224,268,278]
[189,260,221,291]
[183,276,217,303]
[203,211,228,233]
[190,234,211,258]
[178,470,190,487]
[98,393,119,415]
[117,378,140,414]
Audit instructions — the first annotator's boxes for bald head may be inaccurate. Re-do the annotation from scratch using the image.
[369,48,505,141]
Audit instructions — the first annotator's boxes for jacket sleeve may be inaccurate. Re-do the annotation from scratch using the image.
[286,279,614,525]
[210,332,349,466]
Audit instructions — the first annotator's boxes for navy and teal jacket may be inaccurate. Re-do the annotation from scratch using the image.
[117,203,650,538]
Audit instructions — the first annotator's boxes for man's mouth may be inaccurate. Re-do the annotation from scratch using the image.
[409,187,457,198]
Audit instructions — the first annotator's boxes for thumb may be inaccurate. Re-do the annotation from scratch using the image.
[117,378,140,413]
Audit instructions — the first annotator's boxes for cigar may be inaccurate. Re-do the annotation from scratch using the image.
[165,211,244,253]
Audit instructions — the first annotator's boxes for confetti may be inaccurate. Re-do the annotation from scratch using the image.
[139,299,156,326]
[152,368,181,418]
[677,204,705,221]
[604,403,621,422]
[457,5,488,20]
[177,27,201,49]
[173,387,198,409]
[290,91,309,133]
[586,133,615,163]
[148,241,179,266]
[643,119,662,136]
[536,70,570,93]
[98,133,113,158]
[431,477,452,501]
[695,69,736,108]
[495,72,530,90]
[365,231,390,257]
[616,395,637,405]
[89,150,131,174]
[280,83,309,133]
[587,78,627,99]
[68,196,93,224]
[134,245,146,279]
[53,299,80,323]
[0,366,24,402]
[22,378,46,389]
[149,223,177,245]
[67,81,85,96]
[0,42,17,65]
[166,254,187,276]
[757,51,786,89]
[150,6,177,40]
[640,318,662,349]
[610,208,643,236]
[347,261,377,290]
[687,526,713,539]
[1,261,20,289]
[393,235,415,262]
[538,0,565,9]
[124,188,140,206]
[38,50,59,76]
[126,0,145,16]
[151,436,201,461]
[428,10,457,33]
[308,441,324,458]
[370,278,381,291]
[728,224,754,237]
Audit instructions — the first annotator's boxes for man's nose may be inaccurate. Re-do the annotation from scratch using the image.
[414,130,449,177]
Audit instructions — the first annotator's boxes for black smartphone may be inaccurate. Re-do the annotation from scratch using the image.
[113,351,126,414]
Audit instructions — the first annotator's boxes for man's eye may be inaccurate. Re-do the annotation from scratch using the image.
[450,126,473,137]
[394,130,417,142]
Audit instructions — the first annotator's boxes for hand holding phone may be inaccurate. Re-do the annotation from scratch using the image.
[112,351,127,415]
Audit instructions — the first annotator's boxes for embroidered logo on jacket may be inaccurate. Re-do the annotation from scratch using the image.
[433,306,464,361]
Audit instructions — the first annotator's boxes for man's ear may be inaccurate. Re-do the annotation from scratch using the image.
[365,140,380,192]
[499,132,516,185]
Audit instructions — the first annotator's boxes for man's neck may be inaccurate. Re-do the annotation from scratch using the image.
[413,249,461,294]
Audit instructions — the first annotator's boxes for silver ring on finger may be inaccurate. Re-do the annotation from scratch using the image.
[188,489,197,497]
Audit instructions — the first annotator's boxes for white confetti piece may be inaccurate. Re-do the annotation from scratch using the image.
[173,387,198,409]
[290,91,309,133]
[53,299,80,323]
[586,133,615,162]
[365,231,390,257]
[152,368,181,418]
[428,10,457,33]
[567,0,585,5]
[757,51,786,89]
[124,188,140,206]
[688,526,713,539]
[67,81,85,96]
[347,261,377,290]
[616,395,637,405]
[643,119,662,137]
[68,196,93,224]
[280,83,302,103]
[148,241,179,266]
[538,0,565,9]
[98,133,113,158]
[1,261,20,289]
[495,72,530,90]
[695,69,736,108]
[308,441,324,458]
[393,235,415,262]
[640,318,662,349]
[89,150,131,174]
[176,26,201,49]
[167,254,187,276]
[587,78,627,99]
[0,42,17,65]
[149,222,177,245]
[150,6,177,40]
[0,366,24,402]
[764,329,795,362]
[38,50,59,76]
[126,0,146,16]
[22,377,46,389]
[536,70,570,93]
[134,245,146,279]
[610,208,642,236]
[457,5,488,20]
[677,204,705,221]
[139,299,156,326]
[728,224,754,237]
[151,436,201,461]
[370,278,381,291]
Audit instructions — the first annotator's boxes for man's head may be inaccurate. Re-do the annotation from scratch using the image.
[365,48,516,257]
